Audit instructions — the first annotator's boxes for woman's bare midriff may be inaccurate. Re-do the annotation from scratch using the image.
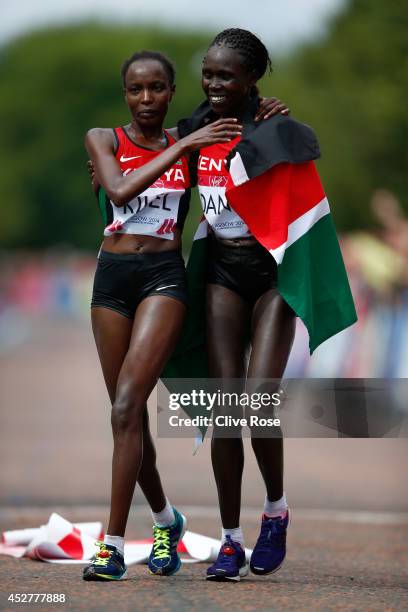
[101,229,182,254]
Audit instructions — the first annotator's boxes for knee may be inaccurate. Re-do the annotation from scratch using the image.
[246,402,281,440]
[249,420,283,441]
[212,423,243,439]
[212,409,243,439]
[111,388,144,434]
[244,383,282,434]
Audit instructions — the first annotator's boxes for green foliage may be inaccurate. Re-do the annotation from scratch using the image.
[0,1,406,247]
[0,24,211,248]
[261,0,407,230]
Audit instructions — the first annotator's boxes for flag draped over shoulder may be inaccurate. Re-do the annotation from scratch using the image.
[169,102,357,360]
[225,115,357,352]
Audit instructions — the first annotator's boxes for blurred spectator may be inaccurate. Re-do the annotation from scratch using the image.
[1,196,408,376]
[286,189,408,377]
[371,189,408,286]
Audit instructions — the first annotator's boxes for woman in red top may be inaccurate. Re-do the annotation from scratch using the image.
[177,29,296,582]
[83,49,242,581]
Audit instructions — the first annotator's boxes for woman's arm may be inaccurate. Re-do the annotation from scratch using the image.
[85,119,241,206]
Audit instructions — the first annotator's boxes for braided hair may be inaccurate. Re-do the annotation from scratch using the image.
[121,50,175,87]
[207,28,272,80]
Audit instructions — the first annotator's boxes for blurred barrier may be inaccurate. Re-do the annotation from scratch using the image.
[0,252,95,319]
[1,239,407,377]
[0,251,95,353]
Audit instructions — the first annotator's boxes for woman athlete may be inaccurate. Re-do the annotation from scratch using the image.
[82,50,243,581]
[178,29,297,582]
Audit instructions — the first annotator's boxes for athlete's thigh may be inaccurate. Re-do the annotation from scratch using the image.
[91,307,133,403]
[248,289,296,379]
[115,295,186,397]
[206,283,251,378]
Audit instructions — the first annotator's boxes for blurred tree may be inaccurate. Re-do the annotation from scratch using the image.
[261,0,407,230]
[0,24,209,249]
[0,0,406,248]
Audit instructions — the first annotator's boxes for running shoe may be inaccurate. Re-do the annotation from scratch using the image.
[82,541,127,581]
[148,507,187,576]
[206,535,249,582]
[250,509,290,575]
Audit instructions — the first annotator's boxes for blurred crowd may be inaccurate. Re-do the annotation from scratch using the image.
[1,189,407,377]
[287,189,408,377]
[0,251,95,352]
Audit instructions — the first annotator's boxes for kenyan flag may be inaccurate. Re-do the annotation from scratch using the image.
[226,157,357,352]
[177,103,356,353]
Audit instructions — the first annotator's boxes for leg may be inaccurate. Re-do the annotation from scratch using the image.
[106,296,185,536]
[138,409,167,512]
[91,307,166,512]
[207,284,251,529]
[247,289,296,502]
[246,290,295,577]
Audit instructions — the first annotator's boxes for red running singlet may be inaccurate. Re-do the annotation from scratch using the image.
[102,127,190,240]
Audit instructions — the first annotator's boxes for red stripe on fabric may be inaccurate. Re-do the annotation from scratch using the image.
[177,541,188,553]
[157,218,170,235]
[226,161,325,251]
[149,180,187,190]
[198,176,228,187]
[58,531,84,560]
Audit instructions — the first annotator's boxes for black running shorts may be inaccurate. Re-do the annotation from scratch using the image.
[207,236,278,304]
[91,249,187,318]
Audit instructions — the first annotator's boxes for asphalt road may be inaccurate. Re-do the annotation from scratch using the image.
[1,317,407,511]
[1,317,408,610]
[0,508,407,611]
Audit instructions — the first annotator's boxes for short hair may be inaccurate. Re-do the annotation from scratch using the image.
[121,50,176,87]
[207,28,272,80]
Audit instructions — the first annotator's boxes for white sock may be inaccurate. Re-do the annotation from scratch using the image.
[152,498,175,527]
[264,493,288,518]
[221,526,244,546]
[104,534,124,556]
